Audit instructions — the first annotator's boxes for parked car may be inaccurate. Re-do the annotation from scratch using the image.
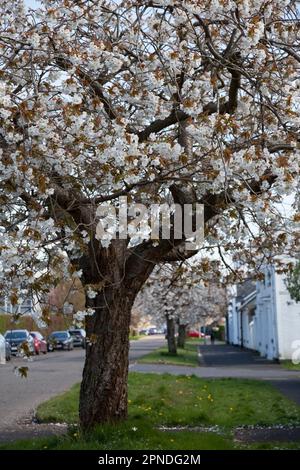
[47,331,74,351]
[0,333,5,363]
[147,327,158,335]
[139,327,159,335]
[30,331,47,355]
[68,329,86,348]
[0,333,11,363]
[156,328,165,334]
[4,329,35,356]
[187,330,205,338]
[139,329,149,336]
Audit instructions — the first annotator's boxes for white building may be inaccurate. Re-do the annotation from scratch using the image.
[226,267,300,361]
[0,296,35,316]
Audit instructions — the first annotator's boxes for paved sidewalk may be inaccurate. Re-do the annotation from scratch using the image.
[131,362,300,381]
[234,426,300,443]
[198,342,272,367]
[270,379,300,406]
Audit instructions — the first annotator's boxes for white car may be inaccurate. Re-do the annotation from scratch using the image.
[0,333,11,363]
[0,333,6,364]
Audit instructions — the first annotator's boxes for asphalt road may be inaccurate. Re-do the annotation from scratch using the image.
[0,335,165,438]
[2,339,299,444]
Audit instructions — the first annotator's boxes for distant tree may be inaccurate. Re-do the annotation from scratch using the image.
[138,264,226,352]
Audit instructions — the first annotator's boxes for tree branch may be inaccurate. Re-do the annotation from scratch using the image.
[55,56,117,120]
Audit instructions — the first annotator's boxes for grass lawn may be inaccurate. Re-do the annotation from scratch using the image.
[138,339,201,367]
[280,360,300,371]
[2,372,300,450]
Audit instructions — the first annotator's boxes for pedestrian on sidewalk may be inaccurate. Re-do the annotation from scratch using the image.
[210,331,215,345]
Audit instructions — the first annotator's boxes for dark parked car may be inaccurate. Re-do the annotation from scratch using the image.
[147,327,158,335]
[139,329,149,336]
[68,329,86,348]
[47,331,74,351]
[4,329,35,356]
[30,331,47,355]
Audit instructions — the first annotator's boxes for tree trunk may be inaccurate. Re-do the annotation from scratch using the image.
[53,180,201,431]
[166,316,177,355]
[79,285,135,431]
[177,324,187,349]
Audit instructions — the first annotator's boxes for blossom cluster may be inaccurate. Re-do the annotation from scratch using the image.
[0,0,299,306]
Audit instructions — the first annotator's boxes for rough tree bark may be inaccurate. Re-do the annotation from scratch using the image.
[79,285,134,429]
[75,183,206,430]
[166,315,177,355]
[77,239,155,431]
[54,164,273,430]
[58,178,243,430]
[177,324,187,349]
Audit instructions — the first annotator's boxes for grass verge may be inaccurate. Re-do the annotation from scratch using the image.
[138,340,201,367]
[1,372,300,450]
[280,360,300,371]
